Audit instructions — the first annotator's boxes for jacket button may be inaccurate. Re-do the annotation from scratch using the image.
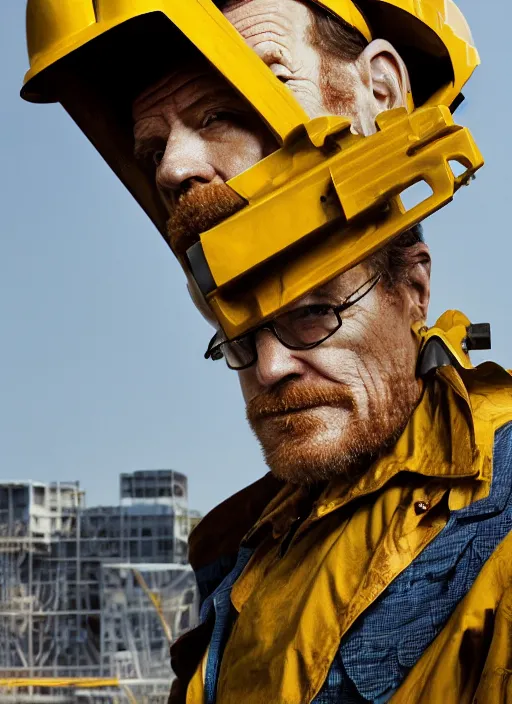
[414,500,430,515]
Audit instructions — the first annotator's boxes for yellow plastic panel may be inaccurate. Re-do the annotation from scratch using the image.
[200,107,483,339]
[199,106,483,294]
[25,0,96,64]
[206,181,473,340]
[23,0,308,140]
[312,0,372,40]
[155,0,309,140]
[331,107,477,222]
[377,0,480,103]
[416,310,474,371]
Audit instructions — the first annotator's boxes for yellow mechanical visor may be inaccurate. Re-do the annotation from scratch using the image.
[22,0,483,341]
[22,0,369,242]
[25,0,325,140]
[196,106,483,339]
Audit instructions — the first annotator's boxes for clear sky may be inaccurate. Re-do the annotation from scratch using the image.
[1,1,510,516]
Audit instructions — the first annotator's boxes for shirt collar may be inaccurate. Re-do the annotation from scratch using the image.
[248,365,494,539]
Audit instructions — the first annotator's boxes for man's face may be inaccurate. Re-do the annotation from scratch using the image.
[132,0,343,187]
[132,0,422,484]
[132,55,278,255]
[241,263,425,484]
[132,0,408,253]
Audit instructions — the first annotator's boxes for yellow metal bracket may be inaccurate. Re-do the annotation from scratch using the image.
[189,105,484,339]
[415,311,492,377]
[415,311,473,374]
[197,105,481,290]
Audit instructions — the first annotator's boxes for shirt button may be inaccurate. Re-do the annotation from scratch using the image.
[414,500,430,515]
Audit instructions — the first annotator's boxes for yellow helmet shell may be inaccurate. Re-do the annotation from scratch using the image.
[23,0,479,111]
[20,0,482,339]
[351,0,479,107]
[21,0,480,240]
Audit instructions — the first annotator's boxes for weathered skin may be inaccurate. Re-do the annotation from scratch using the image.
[224,0,329,117]
[133,64,278,213]
[132,0,410,204]
[132,0,430,484]
[222,0,409,128]
[241,260,430,483]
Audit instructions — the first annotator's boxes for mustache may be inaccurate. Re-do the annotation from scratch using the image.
[166,181,246,257]
[247,384,355,423]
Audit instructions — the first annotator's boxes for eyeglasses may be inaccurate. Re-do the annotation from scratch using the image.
[204,272,382,370]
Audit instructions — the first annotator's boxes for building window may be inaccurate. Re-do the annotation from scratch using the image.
[157,540,172,554]
[129,541,139,559]
[13,489,27,507]
[141,542,153,558]
[33,487,45,506]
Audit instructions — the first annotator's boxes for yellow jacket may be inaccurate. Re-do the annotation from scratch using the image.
[171,362,512,704]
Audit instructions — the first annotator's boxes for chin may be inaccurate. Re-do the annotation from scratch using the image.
[259,411,365,485]
[257,404,411,485]
[250,379,421,486]
[264,439,353,485]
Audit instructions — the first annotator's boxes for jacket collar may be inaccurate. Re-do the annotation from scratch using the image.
[190,362,512,565]
[245,364,508,541]
[187,473,283,572]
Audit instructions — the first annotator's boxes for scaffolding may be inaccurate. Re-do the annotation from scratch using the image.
[0,474,199,703]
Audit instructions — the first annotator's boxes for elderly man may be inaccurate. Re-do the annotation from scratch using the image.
[128,4,512,703]
[22,0,512,702]
[131,0,431,479]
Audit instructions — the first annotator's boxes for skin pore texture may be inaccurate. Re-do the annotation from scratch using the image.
[243,262,429,484]
[132,0,431,485]
[132,0,411,254]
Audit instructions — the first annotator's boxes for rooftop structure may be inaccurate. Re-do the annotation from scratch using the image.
[0,472,199,703]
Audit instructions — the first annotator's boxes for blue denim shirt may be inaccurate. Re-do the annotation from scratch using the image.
[197,423,512,704]
[198,547,254,703]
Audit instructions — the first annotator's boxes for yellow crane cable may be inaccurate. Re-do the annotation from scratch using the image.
[121,684,138,704]
[132,568,173,645]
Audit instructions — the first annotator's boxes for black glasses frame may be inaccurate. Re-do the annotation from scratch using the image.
[204,272,382,370]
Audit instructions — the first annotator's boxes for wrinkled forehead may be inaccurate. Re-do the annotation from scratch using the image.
[132,0,313,119]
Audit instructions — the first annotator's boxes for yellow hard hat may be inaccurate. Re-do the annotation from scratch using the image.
[22,0,479,115]
[21,0,482,338]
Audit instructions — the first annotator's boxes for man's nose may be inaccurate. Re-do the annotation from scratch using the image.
[156,129,217,193]
[254,330,307,388]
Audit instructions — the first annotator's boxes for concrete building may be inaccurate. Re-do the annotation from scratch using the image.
[0,471,198,703]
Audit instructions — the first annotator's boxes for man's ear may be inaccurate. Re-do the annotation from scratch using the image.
[403,243,431,323]
[358,39,411,113]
